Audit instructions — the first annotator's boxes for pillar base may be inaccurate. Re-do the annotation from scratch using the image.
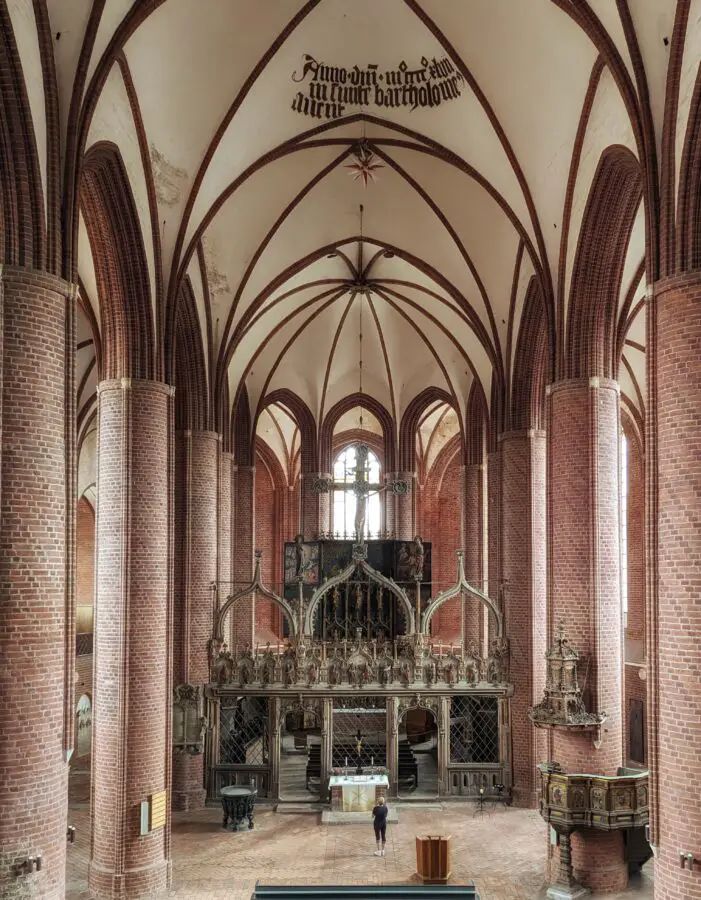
[88,859,170,900]
[547,885,590,900]
[572,830,627,893]
[171,751,206,811]
[511,787,540,809]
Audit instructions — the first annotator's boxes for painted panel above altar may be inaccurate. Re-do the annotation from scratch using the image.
[284,539,432,588]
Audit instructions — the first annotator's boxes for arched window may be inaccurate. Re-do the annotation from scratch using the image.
[332,444,382,538]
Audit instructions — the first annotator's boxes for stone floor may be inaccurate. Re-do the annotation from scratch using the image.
[65,778,654,900]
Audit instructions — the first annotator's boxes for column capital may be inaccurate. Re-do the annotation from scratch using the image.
[0,263,74,298]
[498,428,547,444]
[546,376,619,396]
[97,377,175,397]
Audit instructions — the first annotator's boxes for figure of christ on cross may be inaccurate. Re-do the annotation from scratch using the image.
[333,444,383,541]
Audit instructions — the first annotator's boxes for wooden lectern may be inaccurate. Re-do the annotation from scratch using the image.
[415,834,452,884]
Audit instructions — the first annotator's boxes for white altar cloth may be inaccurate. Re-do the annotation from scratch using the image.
[328,774,389,812]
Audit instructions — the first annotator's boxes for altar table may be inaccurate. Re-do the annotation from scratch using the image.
[328,774,389,812]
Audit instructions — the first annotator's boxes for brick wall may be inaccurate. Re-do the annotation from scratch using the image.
[651,275,701,900]
[89,379,172,898]
[76,497,95,632]
[425,454,463,641]
[623,665,646,766]
[547,379,625,893]
[255,457,277,635]
[232,466,255,648]
[548,380,623,776]
[0,269,72,900]
[500,431,547,807]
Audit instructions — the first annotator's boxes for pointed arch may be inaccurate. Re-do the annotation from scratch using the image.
[232,385,253,467]
[465,382,488,467]
[320,393,395,472]
[677,63,701,272]
[399,387,458,472]
[511,277,549,431]
[260,389,317,473]
[566,146,643,379]
[173,276,208,431]
[0,3,46,268]
[79,143,154,380]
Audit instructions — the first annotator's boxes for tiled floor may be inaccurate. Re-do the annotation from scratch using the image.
[65,773,654,900]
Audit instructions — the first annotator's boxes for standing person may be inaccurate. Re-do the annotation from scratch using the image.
[372,797,389,856]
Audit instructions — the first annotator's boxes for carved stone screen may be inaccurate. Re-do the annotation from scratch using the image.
[219,696,269,766]
[332,698,387,769]
[449,696,499,764]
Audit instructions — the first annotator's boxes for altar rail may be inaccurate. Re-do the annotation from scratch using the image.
[538,765,649,830]
[446,765,508,800]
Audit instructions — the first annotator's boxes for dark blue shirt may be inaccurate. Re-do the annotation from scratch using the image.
[372,804,388,827]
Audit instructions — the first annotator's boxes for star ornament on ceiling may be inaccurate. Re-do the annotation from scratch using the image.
[345,142,384,186]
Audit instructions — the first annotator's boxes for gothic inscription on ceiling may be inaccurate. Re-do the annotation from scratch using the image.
[291,54,465,120]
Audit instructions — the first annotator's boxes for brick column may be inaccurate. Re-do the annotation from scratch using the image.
[232,464,255,648]
[172,430,218,811]
[300,472,328,539]
[547,378,625,892]
[499,430,547,807]
[218,450,233,636]
[487,450,502,643]
[0,268,73,900]
[462,463,486,649]
[650,275,701,900]
[89,379,173,899]
[390,472,415,540]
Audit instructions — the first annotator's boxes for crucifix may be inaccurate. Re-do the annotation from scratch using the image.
[332,443,383,541]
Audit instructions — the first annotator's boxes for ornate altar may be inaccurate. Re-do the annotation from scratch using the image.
[204,544,513,802]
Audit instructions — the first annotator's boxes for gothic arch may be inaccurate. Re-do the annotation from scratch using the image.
[511,277,549,431]
[0,4,46,269]
[399,388,458,472]
[79,143,154,380]
[677,63,701,272]
[465,383,488,467]
[173,276,208,431]
[332,429,384,465]
[320,394,395,472]
[566,146,643,379]
[232,385,253,467]
[259,389,317,473]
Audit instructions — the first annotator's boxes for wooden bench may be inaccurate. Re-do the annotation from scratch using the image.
[251,886,479,899]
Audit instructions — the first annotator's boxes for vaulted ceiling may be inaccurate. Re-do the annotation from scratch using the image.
[10,0,698,477]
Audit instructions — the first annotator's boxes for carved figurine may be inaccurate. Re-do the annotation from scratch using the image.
[412,535,425,580]
[347,662,359,687]
[424,658,436,685]
[261,644,276,685]
[294,533,305,578]
[307,656,320,685]
[399,660,412,685]
[282,649,296,686]
[215,643,234,684]
[444,663,455,685]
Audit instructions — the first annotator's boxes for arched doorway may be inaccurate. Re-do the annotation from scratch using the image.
[279,703,322,801]
[75,694,92,759]
[398,705,439,799]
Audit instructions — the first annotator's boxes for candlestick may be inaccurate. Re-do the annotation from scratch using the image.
[345,756,348,767]
[371,755,374,766]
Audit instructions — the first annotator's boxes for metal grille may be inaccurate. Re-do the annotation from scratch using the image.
[219,696,269,765]
[331,700,387,769]
[76,632,93,656]
[449,696,499,764]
